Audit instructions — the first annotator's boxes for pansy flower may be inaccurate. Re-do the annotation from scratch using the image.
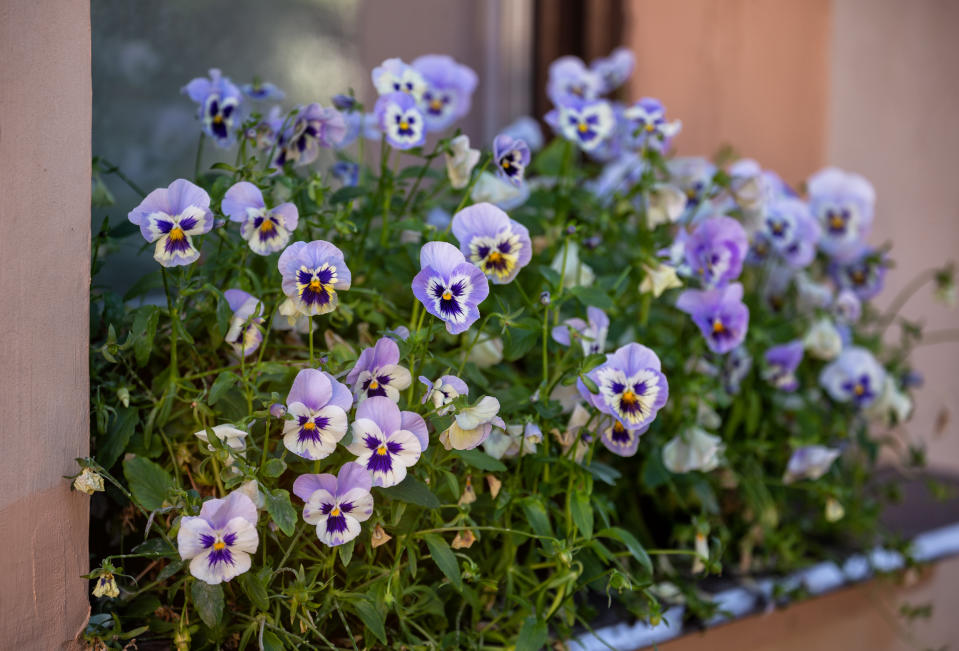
[758,197,821,268]
[484,422,543,459]
[833,288,862,324]
[372,57,427,100]
[722,345,753,394]
[624,98,681,151]
[684,216,748,288]
[493,134,531,187]
[667,157,717,210]
[345,337,412,404]
[419,374,469,414]
[412,241,489,334]
[128,179,213,267]
[598,415,646,457]
[471,171,530,211]
[639,262,683,298]
[829,245,887,301]
[763,340,804,392]
[294,462,374,547]
[411,54,478,132]
[331,161,360,187]
[439,396,504,450]
[222,181,298,255]
[547,98,615,152]
[451,203,532,284]
[182,68,242,148]
[819,347,885,407]
[663,428,724,473]
[783,446,841,483]
[547,56,601,105]
[552,306,609,355]
[346,397,428,487]
[803,317,842,360]
[223,289,264,357]
[579,343,669,431]
[277,240,352,316]
[500,115,545,152]
[676,283,750,354]
[445,135,481,189]
[375,92,426,150]
[177,491,258,585]
[591,47,635,94]
[282,368,353,461]
[194,425,249,467]
[241,80,285,101]
[273,103,346,168]
[807,167,875,258]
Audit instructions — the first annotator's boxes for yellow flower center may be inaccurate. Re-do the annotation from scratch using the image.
[851,270,866,285]
[430,99,443,111]
[577,122,588,133]
[302,421,316,430]
[399,120,410,131]
[854,384,865,396]
[712,318,725,334]
[259,219,275,233]
[501,160,511,169]
[621,390,638,406]
[213,540,226,551]
[331,506,341,516]
[309,279,323,292]
[369,379,380,390]
[442,290,452,300]
[487,251,503,264]
[830,215,845,230]
[213,114,224,125]
[613,421,625,433]
[644,123,655,132]
[169,226,185,241]
[376,443,388,456]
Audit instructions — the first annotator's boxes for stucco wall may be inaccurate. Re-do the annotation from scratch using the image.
[0,0,91,646]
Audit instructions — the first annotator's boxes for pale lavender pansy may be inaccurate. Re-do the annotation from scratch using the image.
[182,68,242,148]
[222,181,299,255]
[345,337,412,404]
[676,283,750,355]
[346,397,427,487]
[667,157,716,210]
[277,240,352,316]
[763,340,804,392]
[412,241,489,334]
[757,197,821,268]
[684,216,748,288]
[624,97,681,152]
[493,134,531,187]
[223,289,264,357]
[722,345,753,394]
[591,47,635,94]
[578,343,669,431]
[833,288,862,324]
[282,368,353,460]
[294,462,374,547]
[807,167,875,258]
[547,55,601,105]
[440,396,504,450]
[273,103,346,168]
[819,347,885,407]
[783,445,841,483]
[552,306,609,355]
[412,54,478,132]
[419,374,469,414]
[241,80,285,101]
[128,179,214,267]
[177,491,258,585]
[372,57,427,100]
[829,245,887,301]
[546,98,615,152]
[599,415,647,457]
[499,116,544,152]
[375,91,426,150]
[451,203,532,284]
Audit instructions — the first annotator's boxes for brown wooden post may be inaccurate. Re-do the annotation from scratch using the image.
[0,0,91,646]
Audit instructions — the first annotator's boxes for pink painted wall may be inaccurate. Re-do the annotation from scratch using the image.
[0,0,91,646]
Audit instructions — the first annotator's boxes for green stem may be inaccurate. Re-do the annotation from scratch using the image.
[456,314,491,375]
[444,155,491,234]
[308,316,315,366]
[161,269,179,383]
[399,143,441,216]
[379,145,394,249]
[877,267,938,334]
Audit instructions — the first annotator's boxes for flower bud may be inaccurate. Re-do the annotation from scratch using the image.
[539,291,551,306]
[269,403,287,419]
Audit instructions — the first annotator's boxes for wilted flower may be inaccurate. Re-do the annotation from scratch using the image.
[277,240,352,316]
[412,241,490,334]
[92,573,119,599]
[372,57,427,100]
[194,424,248,465]
[684,216,748,288]
[128,179,213,267]
[419,374,469,414]
[74,467,105,495]
[347,397,428,487]
[412,54,478,132]
[182,68,242,148]
[676,283,750,354]
[803,317,843,360]
[783,445,840,483]
[644,184,687,229]
[375,92,426,150]
[624,97,681,151]
[763,340,804,392]
[346,337,412,404]
[639,262,683,297]
[468,335,503,367]
[551,241,596,288]
[820,347,885,407]
[591,47,635,94]
[440,396,504,450]
[445,135,480,189]
[663,428,724,473]
[579,343,669,431]
[830,246,887,300]
[451,203,532,284]
[222,182,298,255]
[807,167,875,258]
[547,55,601,105]
[451,529,477,549]
[223,289,264,357]
[294,462,374,547]
[547,98,615,152]
[493,134,531,187]
[283,368,353,460]
[552,306,609,355]
[240,79,284,101]
[371,524,392,548]
[177,491,258,584]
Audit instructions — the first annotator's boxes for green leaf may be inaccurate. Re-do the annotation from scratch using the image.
[516,616,548,651]
[209,371,239,405]
[260,630,284,651]
[123,456,173,511]
[129,306,160,367]
[520,497,553,537]
[578,373,599,394]
[454,449,507,472]
[338,539,355,566]
[264,488,297,536]
[422,533,463,591]
[585,461,621,486]
[132,537,177,558]
[570,285,616,310]
[329,185,368,204]
[503,317,542,361]
[191,581,224,629]
[353,599,387,646]
[597,527,653,576]
[261,458,287,478]
[641,450,671,488]
[377,476,440,508]
[98,406,138,469]
[238,567,270,611]
[570,492,594,539]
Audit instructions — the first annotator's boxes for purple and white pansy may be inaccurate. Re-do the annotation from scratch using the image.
[547,55,601,105]
[412,241,490,334]
[177,491,258,584]
[552,306,609,355]
[783,445,841,483]
[419,374,469,414]
[591,47,635,94]
[451,203,532,284]
[684,216,748,288]
[829,245,887,301]
[493,134,531,187]
[223,289,264,357]
[807,166,875,259]
[623,97,681,151]
[411,54,478,132]
[757,197,821,268]
[375,91,426,150]
[240,80,285,101]
[598,415,646,457]
[819,347,885,407]
[278,240,352,316]
[182,68,242,148]
[346,337,412,404]
[273,103,346,168]
[579,343,669,431]
[763,340,804,392]
[222,181,299,255]
[346,397,428,487]
[294,462,374,547]
[128,179,214,267]
[282,368,353,461]
[372,57,427,101]
[676,283,750,355]
[548,98,615,152]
